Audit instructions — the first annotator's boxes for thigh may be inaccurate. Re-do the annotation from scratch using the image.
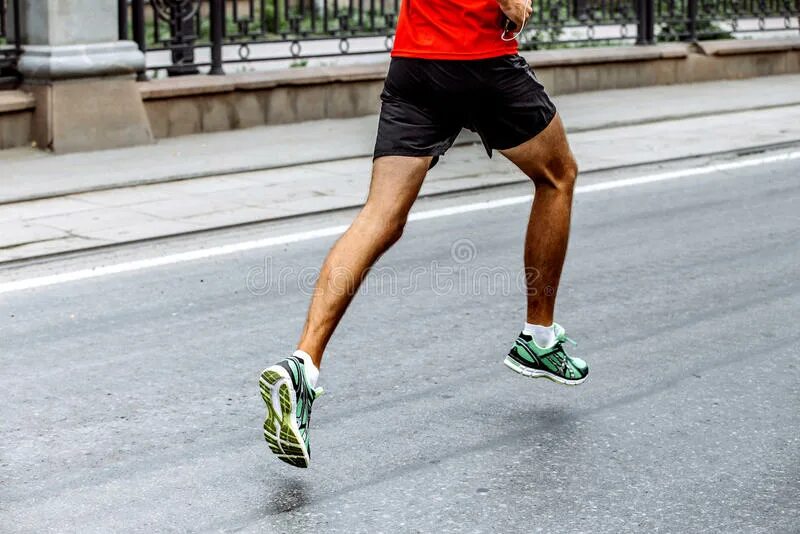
[500,113,577,184]
[365,155,432,218]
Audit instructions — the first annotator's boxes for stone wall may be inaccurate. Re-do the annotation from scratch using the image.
[139,65,386,138]
[0,91,35,149]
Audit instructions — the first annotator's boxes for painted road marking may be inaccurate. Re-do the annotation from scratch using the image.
[1,150,798,295]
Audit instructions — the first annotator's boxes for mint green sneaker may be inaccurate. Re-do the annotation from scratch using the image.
[503,323,589,385]
[259,355,323,468]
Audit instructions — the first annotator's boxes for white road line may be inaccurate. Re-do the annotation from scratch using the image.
[1,150,798,295]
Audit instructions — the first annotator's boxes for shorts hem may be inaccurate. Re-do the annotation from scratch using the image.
[490,108,558,152]
[372,149,448,170]
[372,150,445,160]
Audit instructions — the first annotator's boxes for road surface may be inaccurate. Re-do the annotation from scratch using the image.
[1,151,799,533]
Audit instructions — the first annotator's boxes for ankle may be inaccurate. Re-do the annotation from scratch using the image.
[522,322,556,348]
[293,350,320,388]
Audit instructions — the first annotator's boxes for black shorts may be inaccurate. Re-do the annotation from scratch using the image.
[373,54,557,168]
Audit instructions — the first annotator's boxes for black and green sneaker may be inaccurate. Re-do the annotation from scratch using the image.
[504,323,589,385]
[259,355,323,468]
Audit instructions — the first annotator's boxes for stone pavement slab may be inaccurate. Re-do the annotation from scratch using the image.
[1,102,799,263]
[1,74,799,205]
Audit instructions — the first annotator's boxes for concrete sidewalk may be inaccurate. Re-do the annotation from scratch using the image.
[3,74,799,205]
[1,75,800,263]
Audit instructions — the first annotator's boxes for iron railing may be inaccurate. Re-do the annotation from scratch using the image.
[123,0,800,76]
[0,0,21,87]
[522,0,645,46]
[121,0,400,76]
[522,0,800,47]
[654,0,800,42]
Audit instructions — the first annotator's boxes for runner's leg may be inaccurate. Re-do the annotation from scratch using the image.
[500,113,578,326]
[297,155,432,367]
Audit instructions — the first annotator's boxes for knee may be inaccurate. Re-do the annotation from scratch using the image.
[532,154,578,193]
[358,206,407,248]
[563,156,579,189]
[382,213,407,246]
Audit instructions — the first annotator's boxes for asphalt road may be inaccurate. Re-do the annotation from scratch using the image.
[1,153,798,533]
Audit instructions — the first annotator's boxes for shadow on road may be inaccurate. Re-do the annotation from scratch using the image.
[256,403,580,519]
[263,477,311,514]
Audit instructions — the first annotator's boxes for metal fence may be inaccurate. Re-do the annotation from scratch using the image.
[120,0,402,76]
[652,0,800,42]
[122,0,799,76]
[0,0,21,87]
[1,0,796,81]
[520,0,799,47]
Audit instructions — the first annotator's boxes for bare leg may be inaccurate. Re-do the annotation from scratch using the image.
[500,114,578,326]
[297,155,432,367]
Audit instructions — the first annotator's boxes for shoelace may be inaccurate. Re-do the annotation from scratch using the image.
[551,335,578,374]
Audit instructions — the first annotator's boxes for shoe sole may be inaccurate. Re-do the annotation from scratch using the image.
[259,366,310,468]
[503,355,588,386]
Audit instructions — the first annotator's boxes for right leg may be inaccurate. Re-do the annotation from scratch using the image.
[263,56,457,467]
[261,155,429,468]
[297,155,432,367]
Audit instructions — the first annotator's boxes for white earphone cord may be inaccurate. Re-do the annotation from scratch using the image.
[500,0,532,42]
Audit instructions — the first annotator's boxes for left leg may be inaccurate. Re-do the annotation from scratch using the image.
[499,113,588,385]
[500,112,578,326]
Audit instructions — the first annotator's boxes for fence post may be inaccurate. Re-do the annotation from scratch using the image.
[636,0,647,44]
[687,0,698,41]
[636,0,655,44]
[131,0,147,80]
[166,3,199,76]
[118,0,128,40]
[645,0,655,44]
[12,0,21,55]
[209,0,224,75]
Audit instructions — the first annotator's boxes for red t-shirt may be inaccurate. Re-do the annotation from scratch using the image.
[391,0,518,60]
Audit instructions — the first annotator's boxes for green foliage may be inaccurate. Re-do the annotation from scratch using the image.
[654,0,734,41]
[657,19,733,41]
[519,0,735,50]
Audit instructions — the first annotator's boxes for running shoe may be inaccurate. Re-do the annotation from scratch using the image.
[504,323,589,385]
[259,355,323,468]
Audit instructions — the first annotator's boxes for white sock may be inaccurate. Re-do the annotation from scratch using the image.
[523,322,556,349]
[293,349,319,388]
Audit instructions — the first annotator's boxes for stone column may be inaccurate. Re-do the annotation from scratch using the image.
[11,0,153,152]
